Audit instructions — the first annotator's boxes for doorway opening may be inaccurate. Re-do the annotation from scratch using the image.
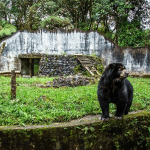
[21,58,40,77]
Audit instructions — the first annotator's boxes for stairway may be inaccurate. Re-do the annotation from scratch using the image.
[74,54,100,77]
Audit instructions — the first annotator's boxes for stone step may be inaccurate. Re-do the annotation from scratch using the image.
[83,64,93,67]
[78,59,90,61]
[75,54,100,76]
[90,70,97,71]
[80,61,92,64]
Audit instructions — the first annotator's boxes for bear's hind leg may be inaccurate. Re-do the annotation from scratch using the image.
[124,93,133,115]
[114,103,127,119]
[124,103,132,115]
[100,102,109,121]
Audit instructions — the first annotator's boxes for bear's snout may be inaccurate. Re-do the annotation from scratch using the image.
[120,69,129,78]
[125,72,129,77]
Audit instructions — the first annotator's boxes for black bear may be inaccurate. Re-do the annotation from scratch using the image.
[97,63,133,121]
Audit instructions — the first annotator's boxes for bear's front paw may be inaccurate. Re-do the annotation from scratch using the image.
[113,116,123,120]
[99,116,109,121]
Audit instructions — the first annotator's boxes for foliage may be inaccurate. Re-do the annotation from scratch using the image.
[34,59,40,76]
[41,16,71,30]
[0,20,17,37]
[25,5,41,31]
[0,76,150,126]
[0,0,150,47]
[25,1,63,31]
[90,51,97,57]
[92,0,134,31]
[0,1,10,20]
[92,0,150,46]
[143,29,150,46]
[118,21,145,47]
[57,0,94,29]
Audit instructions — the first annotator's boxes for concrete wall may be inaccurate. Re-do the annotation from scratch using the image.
[0,111,150,150]
[103,46,150,74]
[0,29,150,74]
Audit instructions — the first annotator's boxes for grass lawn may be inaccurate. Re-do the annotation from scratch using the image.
[0,76,150,126]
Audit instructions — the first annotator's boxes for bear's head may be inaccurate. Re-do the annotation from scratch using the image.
[107,63,129,80]
[102,63,129,84]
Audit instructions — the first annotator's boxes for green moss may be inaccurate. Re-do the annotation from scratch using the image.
[73,64,85,74]
[73,55,104,76]
[86,55,104,74]
[1,112,150,149]
[61,52,67,55]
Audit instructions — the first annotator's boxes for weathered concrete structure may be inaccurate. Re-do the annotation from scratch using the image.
[17,54,102,77]
[0,29,150,76]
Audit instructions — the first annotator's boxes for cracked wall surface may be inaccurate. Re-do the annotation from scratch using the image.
[0,29,150,74]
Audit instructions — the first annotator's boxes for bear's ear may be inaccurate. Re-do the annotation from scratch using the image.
[108,63,115,69]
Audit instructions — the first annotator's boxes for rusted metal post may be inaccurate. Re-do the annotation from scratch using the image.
[29,58,32,77]
[11,70,16,99]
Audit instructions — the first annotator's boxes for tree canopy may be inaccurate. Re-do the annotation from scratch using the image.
[0,0,150,47]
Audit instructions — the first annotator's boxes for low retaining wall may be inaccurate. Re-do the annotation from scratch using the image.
[0,54,103,77]
[39,55,103,77]
[39,55,78,77]
[130,73,150,78]
[0,111,150,150]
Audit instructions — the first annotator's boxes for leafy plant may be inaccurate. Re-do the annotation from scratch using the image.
[118,21,146,47]
[41,16,71,30]
[0,20,17,37]
[61,52,67,55]
[90,51,97,57]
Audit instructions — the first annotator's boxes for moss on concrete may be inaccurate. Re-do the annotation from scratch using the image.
[0,111,150,149]
[74,55,104,76]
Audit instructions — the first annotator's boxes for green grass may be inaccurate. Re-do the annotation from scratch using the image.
[0,76,150,126]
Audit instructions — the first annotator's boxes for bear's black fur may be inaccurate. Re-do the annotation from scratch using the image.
[97,63,133,121]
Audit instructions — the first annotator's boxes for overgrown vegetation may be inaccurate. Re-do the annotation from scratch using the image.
[41,16,71,30]
[73,55,104,76]
[0,0,150,47]
[0,20,17,40]
[0,76,150,126]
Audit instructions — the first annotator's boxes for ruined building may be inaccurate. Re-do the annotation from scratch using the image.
[0,29,150,77]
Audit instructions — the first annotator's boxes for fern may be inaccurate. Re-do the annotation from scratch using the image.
[41,16,71,30]
[0,21,17,37]
[0,29,4,36]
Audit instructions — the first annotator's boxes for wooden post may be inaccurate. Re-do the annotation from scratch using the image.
[11,70,16,99]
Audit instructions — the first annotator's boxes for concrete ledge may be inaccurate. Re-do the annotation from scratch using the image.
[0,111,150,149]
[0,71,21,74]
[130,73,150,78]
[0,71,21,77]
